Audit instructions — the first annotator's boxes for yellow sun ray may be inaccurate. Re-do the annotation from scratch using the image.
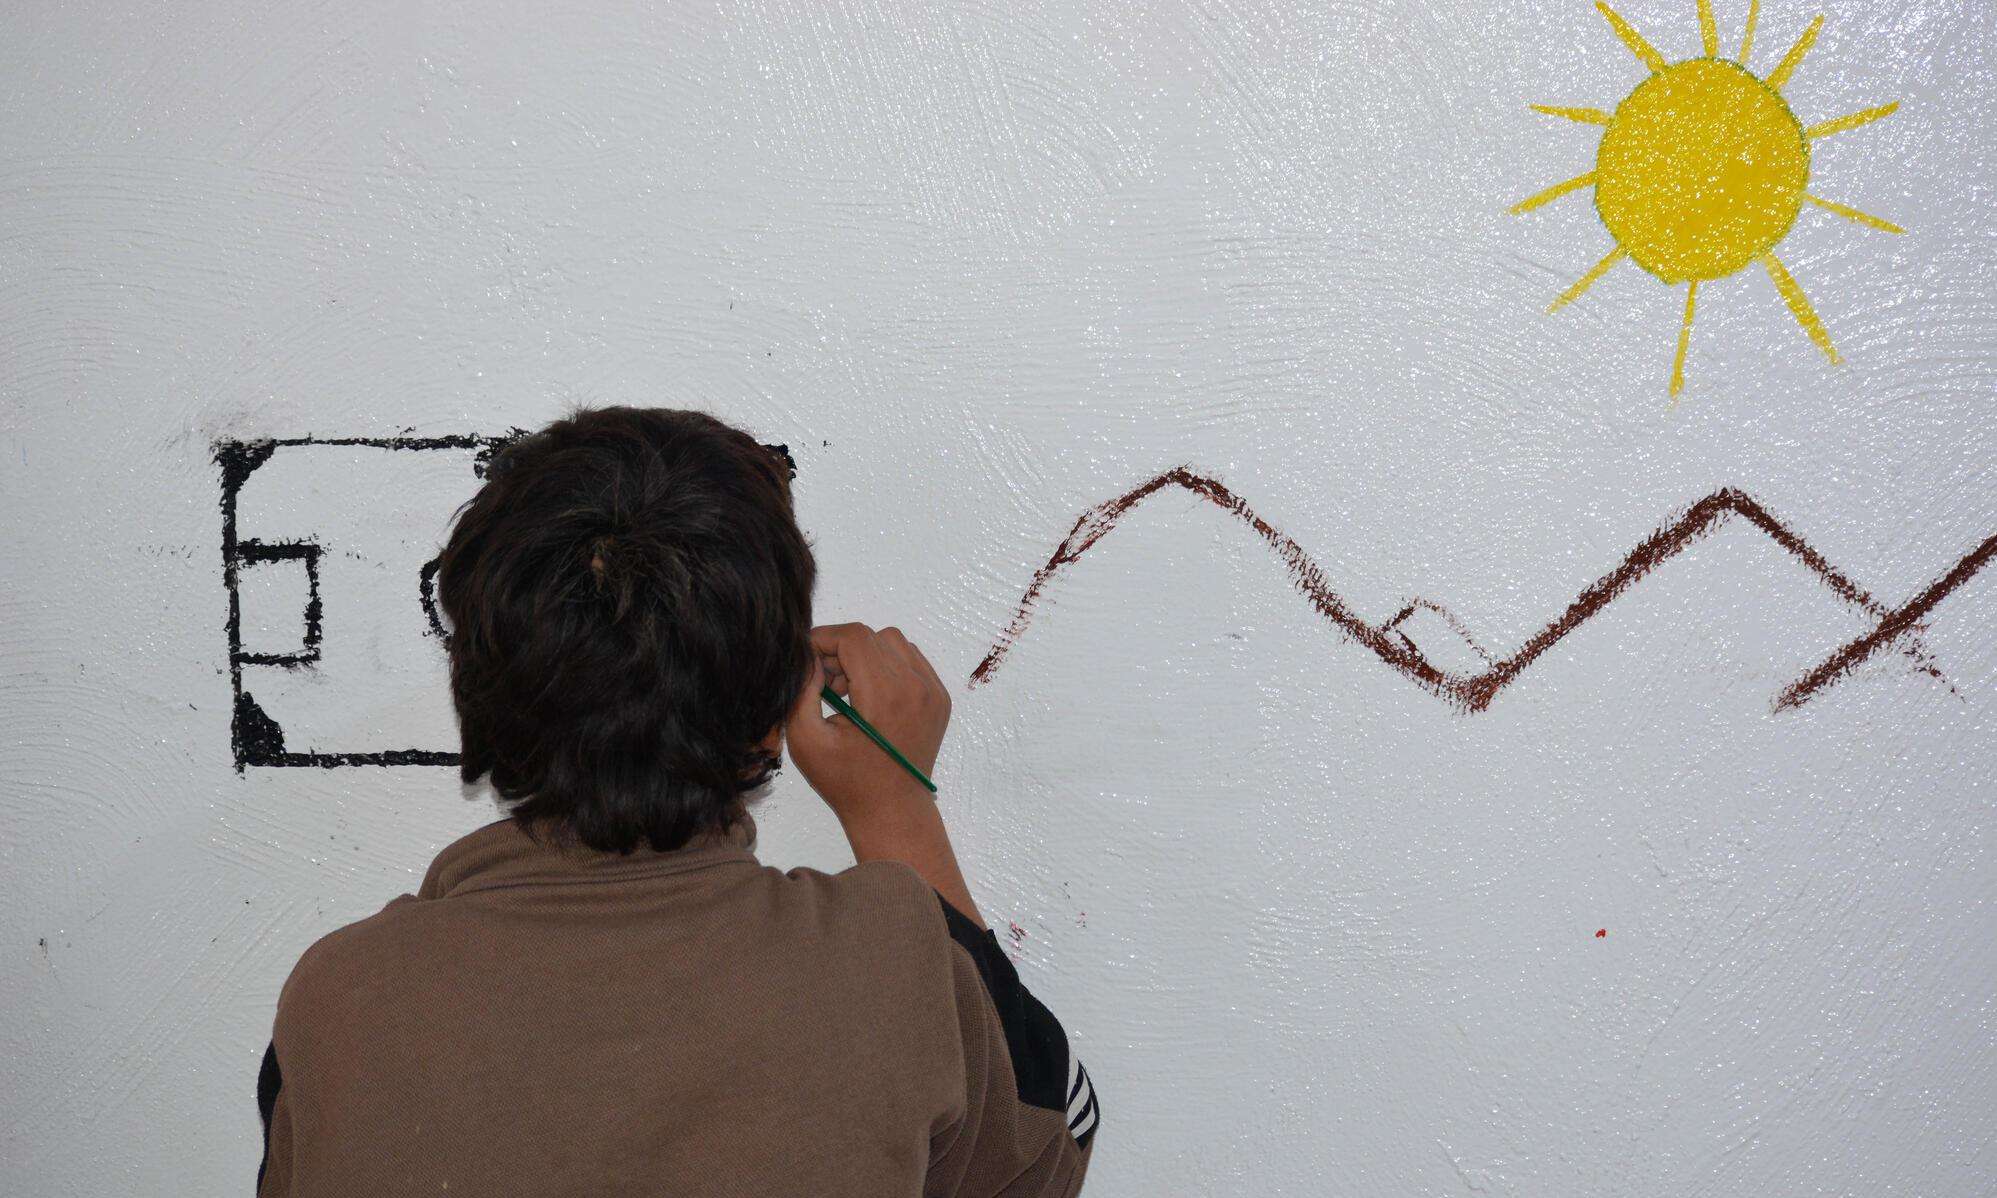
[1760,251,1840,364]
[1510,171,1596,215]
[1765,14,1824,91]
[1670,282,1700,399]
[1807,101,1899,140]
[1698,0,1719,57]
[1530,103,1613,125]
[1550,246,1627,313]
[1596,2,1667,74]
[1804,193,1905,234]
[1741,0,1762,59]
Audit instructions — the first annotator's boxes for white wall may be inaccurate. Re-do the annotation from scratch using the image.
[4,1,1994,1194]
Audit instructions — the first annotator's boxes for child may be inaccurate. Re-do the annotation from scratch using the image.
[254,406,1098,1196]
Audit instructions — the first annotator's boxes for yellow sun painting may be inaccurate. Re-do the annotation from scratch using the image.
[1513,0,1902,399]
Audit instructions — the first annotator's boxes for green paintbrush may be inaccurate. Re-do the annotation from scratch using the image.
[820,685,938,795]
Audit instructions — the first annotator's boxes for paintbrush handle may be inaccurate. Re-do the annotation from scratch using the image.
[819,685,939,795]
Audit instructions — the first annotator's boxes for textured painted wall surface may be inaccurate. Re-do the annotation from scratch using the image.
[3,1,1994,1194]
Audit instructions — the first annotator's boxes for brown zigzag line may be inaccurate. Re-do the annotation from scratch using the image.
[968,468,1996,713]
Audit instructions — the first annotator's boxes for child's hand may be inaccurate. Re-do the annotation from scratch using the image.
[784,622,951,820]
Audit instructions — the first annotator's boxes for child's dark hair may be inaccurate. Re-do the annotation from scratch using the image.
[436,405,815,854]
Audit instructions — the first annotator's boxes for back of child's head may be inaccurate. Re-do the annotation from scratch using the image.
[436,405,815,853]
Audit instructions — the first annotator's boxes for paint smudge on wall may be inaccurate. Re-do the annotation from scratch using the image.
[970,467,1995,712]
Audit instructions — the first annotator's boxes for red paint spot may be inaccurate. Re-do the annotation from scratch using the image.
[1595,928,1607,938]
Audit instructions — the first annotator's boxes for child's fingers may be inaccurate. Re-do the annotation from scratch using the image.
[805,626,854,696]
[873,627,912,681]
[784,656,831,745]
[872,625,945,701]
[902,639,947,699]
[809,622,872,663]
[822,660,851,697]
[817,622,895,693]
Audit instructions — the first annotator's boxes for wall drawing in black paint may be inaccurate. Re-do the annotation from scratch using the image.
[216,431,523,766]
[216,427,794,766]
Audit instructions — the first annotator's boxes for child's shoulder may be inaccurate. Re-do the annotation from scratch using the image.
[767,857,952,951]
[774,853,940,910]
[269,891,422,1037]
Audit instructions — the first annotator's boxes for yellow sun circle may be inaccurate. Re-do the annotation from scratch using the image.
[1595,59,1810,283]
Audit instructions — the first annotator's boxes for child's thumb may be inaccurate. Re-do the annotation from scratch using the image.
[783,658,830,750]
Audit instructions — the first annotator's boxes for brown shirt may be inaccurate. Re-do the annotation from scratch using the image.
[256,813,1098,1197]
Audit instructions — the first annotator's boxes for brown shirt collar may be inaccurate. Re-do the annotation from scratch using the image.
[418,810,761,900]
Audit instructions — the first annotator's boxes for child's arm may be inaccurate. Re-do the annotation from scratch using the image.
[783,621,982,923]
[785,622,1097,1195]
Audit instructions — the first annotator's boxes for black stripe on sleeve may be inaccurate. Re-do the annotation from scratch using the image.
[936,893,1095,1143]
[1065,1056,1099,1148]
[257,1040,282,1192]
